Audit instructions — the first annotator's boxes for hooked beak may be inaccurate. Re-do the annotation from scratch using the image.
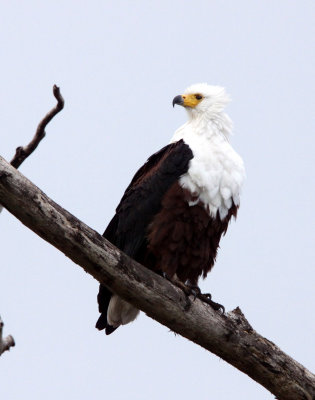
[172,95,184,108]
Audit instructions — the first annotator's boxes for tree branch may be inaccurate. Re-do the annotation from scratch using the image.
[0,85,64,215]
[10,85,64,169]
[0,157,314,400]
[0,315,15,356]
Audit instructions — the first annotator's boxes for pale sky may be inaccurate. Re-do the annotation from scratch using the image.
[1,1,314,399]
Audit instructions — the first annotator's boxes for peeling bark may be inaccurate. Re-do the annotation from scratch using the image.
[0,156,314,400]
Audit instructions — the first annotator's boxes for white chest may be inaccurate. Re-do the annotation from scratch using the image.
[174,129,245,220]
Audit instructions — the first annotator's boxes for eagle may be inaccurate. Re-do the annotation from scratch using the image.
[96,83,245,335]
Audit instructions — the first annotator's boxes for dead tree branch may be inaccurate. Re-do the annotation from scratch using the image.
[10,85,64,169]
[0,315,15,356]
[0,85,63,215]
[0,156,314,400]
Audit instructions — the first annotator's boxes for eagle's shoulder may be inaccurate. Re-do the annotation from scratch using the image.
[123,139,192,194]
[103,139,193,253]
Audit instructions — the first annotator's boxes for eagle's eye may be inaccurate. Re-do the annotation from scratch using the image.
[195,94,203,100]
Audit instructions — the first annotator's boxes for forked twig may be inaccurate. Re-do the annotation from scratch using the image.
[10,85,64,169]
[0,85,64,213]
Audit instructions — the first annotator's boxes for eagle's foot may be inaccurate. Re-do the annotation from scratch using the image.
[161,274,224,313]
[171,278,191,295]
[162,273,192,310]
[185,283,201,300]
[185,286,225,314]
[197,293,225,314]
[162,272,186,290]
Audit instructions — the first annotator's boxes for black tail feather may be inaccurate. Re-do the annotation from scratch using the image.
[95,313,107,330]
[105,324,118,335]
[96,313,118,335]
[96,285,118,335]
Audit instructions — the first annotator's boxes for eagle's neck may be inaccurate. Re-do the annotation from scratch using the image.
[171,110,233,143]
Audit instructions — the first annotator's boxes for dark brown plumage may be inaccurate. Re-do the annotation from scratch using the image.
[96,139,238,334]
[146,182,238,285]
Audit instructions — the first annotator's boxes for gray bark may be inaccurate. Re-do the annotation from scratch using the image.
[0,155,314,400]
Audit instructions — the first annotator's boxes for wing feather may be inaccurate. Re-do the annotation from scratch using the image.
[96,139,193,333]
[104,139,193,257]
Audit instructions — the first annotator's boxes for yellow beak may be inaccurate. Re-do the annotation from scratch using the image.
[172,94,202,108]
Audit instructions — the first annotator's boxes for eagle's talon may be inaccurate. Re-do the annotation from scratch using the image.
[161,276,224,313]
[196,293,225,314]
[186,284,201,300]
[204,298,225,314]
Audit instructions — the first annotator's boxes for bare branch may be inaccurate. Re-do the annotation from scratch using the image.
[0,315,15,356]
[10,85,64,169]
[0,156,314,400]
[0,85,64,215]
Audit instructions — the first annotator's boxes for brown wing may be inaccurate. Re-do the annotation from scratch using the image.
[96,139,193,333]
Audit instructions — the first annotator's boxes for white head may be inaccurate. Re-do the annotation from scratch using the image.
[173,83,231,120]
[173,83,233,139]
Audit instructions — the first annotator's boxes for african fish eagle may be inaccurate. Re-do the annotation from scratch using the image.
[96,83,245,335]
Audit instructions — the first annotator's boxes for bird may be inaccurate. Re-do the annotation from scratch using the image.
[96,83,245,335]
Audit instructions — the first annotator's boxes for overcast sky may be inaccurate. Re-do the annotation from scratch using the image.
[1,1,314,399]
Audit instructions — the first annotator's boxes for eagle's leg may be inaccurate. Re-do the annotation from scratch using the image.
[162,273,191,294]
[162,273,192,310]
[185,282,201,300]
[162,273,224,313]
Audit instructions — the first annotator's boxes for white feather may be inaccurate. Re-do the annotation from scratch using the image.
[107,295,140,328]
[171,83,245,220]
